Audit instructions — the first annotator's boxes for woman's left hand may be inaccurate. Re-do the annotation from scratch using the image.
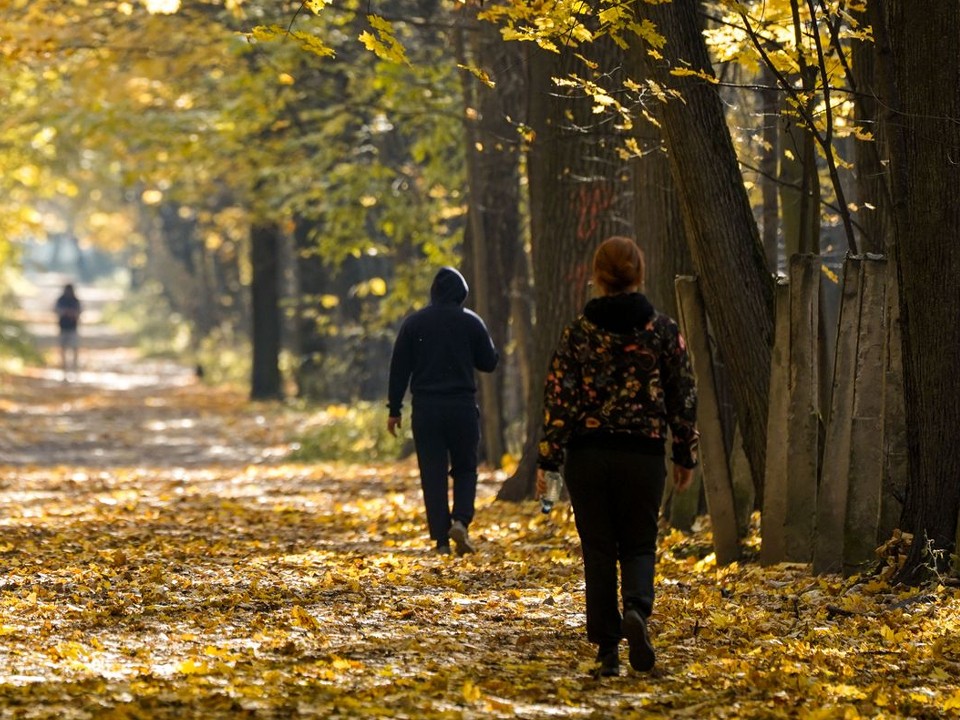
[535,468,546,497]
[673,464,694,492]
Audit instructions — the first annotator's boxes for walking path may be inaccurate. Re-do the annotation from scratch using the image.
[0,272,283,468]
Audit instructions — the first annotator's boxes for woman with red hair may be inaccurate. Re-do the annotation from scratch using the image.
[537,236,699,677]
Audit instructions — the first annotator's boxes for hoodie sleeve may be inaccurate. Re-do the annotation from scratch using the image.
[471,313,499,373]
[387,320,414,417]
[537,325,581,471]
[660,319,699,469]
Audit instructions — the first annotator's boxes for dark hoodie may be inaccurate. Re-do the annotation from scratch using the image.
[538,292,699,471]
[387,268,499,416]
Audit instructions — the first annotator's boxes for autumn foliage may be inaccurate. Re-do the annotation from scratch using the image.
[0,369,957,719]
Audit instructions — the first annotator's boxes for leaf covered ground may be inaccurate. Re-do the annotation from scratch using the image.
[1,367,960,719]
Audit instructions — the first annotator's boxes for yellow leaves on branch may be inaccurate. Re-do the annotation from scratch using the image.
[250,25,336,59]
[457,64,495,89]
[479,0,594,52]
[358,15,409,66]
[669,66,720,84]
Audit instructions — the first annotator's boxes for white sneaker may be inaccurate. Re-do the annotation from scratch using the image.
[449,520,476,555]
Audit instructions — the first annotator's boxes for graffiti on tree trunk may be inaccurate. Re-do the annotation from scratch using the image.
[566,180,614,308]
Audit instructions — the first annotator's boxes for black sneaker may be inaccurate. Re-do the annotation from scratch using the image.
[594,647,620,678]
[436,543,452,555]
[622,609,655,671]
[449,520,476,555]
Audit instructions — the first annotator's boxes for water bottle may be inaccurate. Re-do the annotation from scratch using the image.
[540,471,563,514]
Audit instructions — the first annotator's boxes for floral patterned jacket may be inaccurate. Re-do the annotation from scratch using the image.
[537,292,699,471]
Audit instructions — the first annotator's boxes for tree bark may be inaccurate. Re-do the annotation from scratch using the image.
[250,221,284,400]
[760,66,780,272]
[631,127,691,319]
[498,25,636,501]
[456,12,524,467]
[634,0,775,499]
[850,5,890,256]
[874,0,960,582]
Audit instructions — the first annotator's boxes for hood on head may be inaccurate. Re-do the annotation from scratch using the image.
[430,267,469,306]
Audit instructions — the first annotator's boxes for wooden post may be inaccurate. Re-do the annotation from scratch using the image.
[730,423,756,538]
[815,256,863,575]
[675,276,740,564]
[668,468,702,532]
[784,254,820,562]
[761,278,790,564]
[878,256,907,542]
[844,256,887,570]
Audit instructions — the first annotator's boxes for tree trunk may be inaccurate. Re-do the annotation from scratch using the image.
[779,111,820,258]
[634,0,775,500]
[498,26,635,501]
[631,126,691,319]
[850,5,890,256]
[456,12,524,468]
[874,1,960,582]
[292,216,328,399]
[760,66,780,272]
[627,44,699,527]
[250,221,284,400]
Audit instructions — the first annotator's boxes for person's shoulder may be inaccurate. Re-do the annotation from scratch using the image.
[399,303,440,331]
[461,307,488,324]
[568,313,592,333]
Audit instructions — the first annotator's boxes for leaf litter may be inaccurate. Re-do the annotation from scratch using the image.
[1,370,959,719]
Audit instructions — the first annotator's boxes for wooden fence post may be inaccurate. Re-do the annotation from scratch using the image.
[668,467,703,532]
[815,257,863,575]
[762,255,821,564]
[730,422,756,538]
[761,278,790,564]
[784,254,821,561]
[675,276,740,564]
[879,256,908,543]
[844,255,887,570]
[815,255,889,574]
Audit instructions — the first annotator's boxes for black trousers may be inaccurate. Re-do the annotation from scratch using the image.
[411,402,481,543]
[564,440,666,650]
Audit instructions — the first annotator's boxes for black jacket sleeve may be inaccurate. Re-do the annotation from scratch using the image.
[387,321,413,416]
[471,313,499,373]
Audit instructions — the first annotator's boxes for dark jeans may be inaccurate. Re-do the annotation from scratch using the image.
[564,440,666,650]
[411,402,481,543]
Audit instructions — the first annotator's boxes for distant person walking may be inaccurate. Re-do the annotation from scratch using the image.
[54,283,82,377]
[387,267,499,556]
[537,236,699,677]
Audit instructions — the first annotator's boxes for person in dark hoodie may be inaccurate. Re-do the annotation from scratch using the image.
[387,267,499,556]
[54,283,82,378]
[536,236,699,677]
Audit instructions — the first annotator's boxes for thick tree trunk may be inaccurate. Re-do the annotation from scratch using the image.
[498,28,635,501]
[631,126,691,319]
[456,14,524,467]
[874,1,960,582]
[250,221,283,400]
[627,48,699,527]
[634,0,775,499]
[292,217,326,398]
